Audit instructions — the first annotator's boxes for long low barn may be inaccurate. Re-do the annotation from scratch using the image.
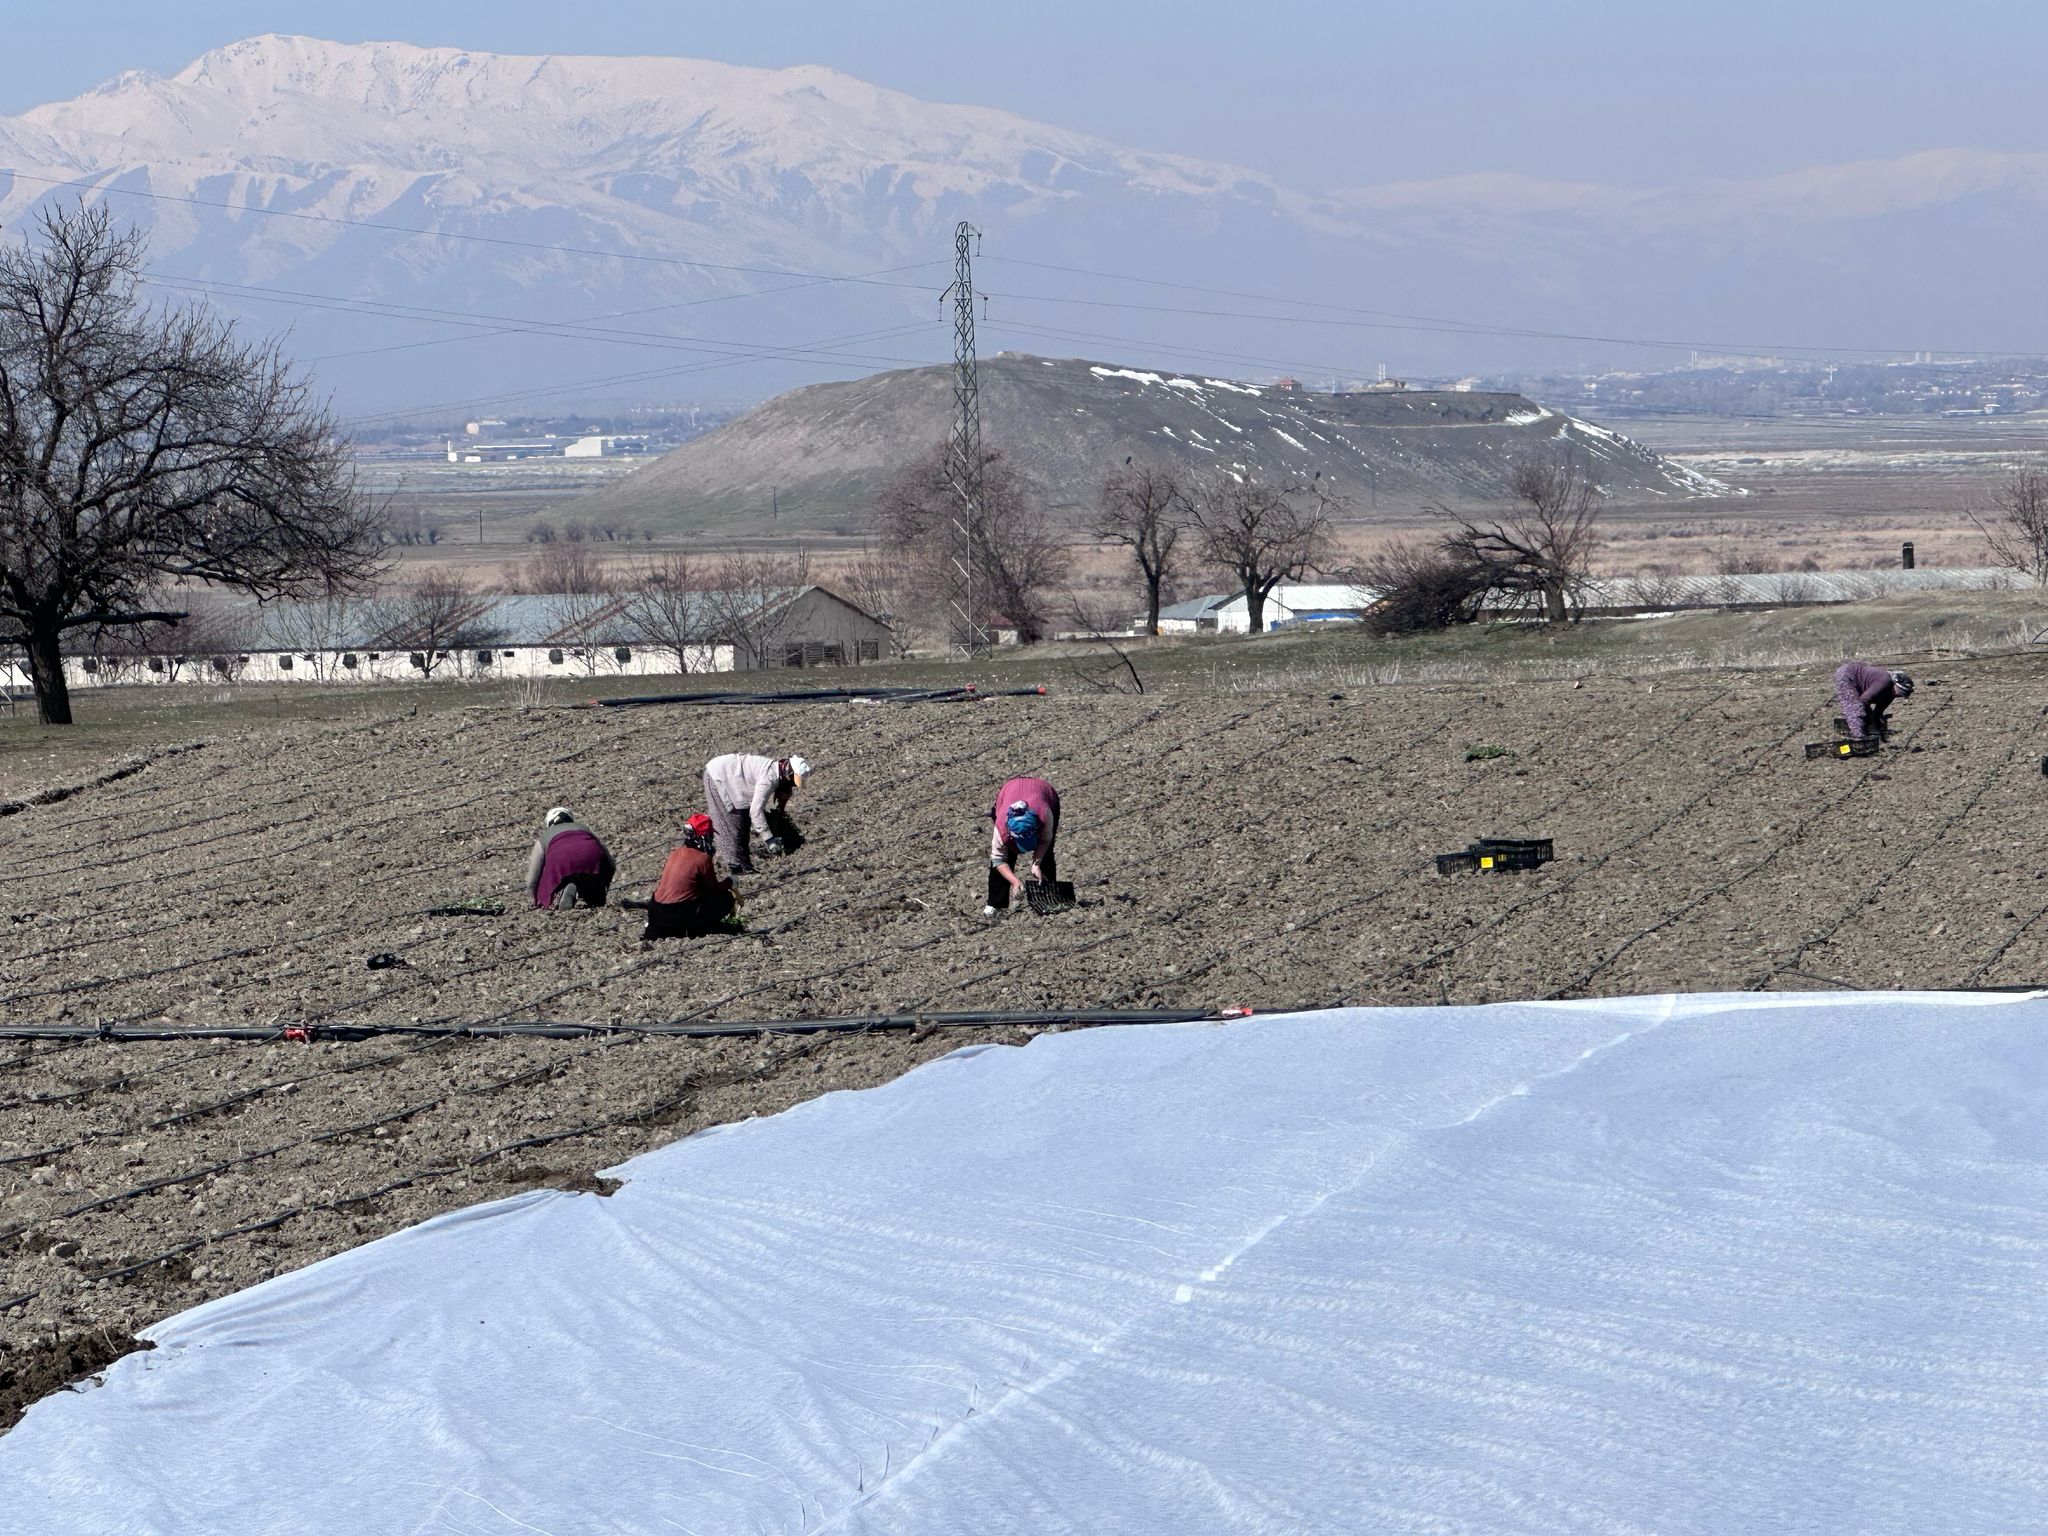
[2,586,893,693]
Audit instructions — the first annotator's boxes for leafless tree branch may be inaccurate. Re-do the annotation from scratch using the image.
[0,202,385,722]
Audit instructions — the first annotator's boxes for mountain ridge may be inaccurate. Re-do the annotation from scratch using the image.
[2,35,2043,410]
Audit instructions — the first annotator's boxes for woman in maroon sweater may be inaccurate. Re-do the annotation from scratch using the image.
[524,807,617,910]
[1833,661,1914,741]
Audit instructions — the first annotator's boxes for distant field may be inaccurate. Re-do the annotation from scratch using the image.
[369,411,2041,594]
[8,588,2043,796]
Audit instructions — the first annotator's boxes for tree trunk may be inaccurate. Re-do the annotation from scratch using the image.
[25,617,73,725]
[1544,584,1567,623]
[1145,579,1162,636]
[1245,586,1267,634]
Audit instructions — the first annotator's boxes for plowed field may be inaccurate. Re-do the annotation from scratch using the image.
[6,660,2047,1427]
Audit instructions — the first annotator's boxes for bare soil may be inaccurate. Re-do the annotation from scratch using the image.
[6,659,2048,1429]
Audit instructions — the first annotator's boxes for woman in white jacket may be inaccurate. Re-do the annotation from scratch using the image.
[701,752,810,873]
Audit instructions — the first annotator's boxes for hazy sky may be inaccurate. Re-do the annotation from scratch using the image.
[6,0,2044,189]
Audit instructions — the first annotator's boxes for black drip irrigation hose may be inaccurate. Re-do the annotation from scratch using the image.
[0,740,206,819]
[595,684,1048,710]
[0,1006,1254,1044]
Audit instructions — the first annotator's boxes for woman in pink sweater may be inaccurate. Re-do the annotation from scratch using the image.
[986,776,1060,916]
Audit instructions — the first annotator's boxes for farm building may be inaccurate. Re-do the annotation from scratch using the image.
[1154,594,1235,634]
[1576,565,2012,614]
[1,585,893,693]
[1151,584,1377,635]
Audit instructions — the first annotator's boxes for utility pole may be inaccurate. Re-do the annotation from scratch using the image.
[940,221,987,657]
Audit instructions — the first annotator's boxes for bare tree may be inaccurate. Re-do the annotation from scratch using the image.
[875,443,1070,644]
[1440,450,1601,623]
[1093,460,1189,636]
[373,571,499,677]
[622,553,705,673]
[543,588,633,677]
[836,552,919,657]
[1190,471,1337,634]
[0,204,383,724]
[272,597,357,679]
[1355,539,1492,634]
[386,506,439,546]
[701,549,813,669]
[521,541,615,594]
[181,604,258,684]
[1062,595,1147,693]
[1969,465,2048,585]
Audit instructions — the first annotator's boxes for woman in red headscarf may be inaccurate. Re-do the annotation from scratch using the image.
[644,813,738,939]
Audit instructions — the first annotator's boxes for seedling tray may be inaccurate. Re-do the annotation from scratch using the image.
[1470,837,1554,864]
[1473,847,1547,871]
[1024,879,1077,915]
[1806,738,1881,760]
[1436,841,1552,876]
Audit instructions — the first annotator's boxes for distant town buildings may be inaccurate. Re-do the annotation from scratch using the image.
[445,432,651,462]
[1496,357,2048,419]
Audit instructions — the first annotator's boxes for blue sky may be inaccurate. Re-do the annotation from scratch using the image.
[7,0,2046,188]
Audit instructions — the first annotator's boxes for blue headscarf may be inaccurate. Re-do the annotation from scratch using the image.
[1005,804,1041,851]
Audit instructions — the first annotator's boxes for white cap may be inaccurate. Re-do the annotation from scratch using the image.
[544,806,574,826]
[787,754,812,786]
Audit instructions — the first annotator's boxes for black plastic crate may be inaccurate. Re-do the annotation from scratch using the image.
[1435,851,1482,876]
[1805,738,1881,760]
[1472,846,1547,871]
[1024,879,1077,915]
[1470,838,1554,864]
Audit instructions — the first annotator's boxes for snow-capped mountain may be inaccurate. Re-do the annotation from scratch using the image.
[0,35,1347,413]
[1,34,2041,414]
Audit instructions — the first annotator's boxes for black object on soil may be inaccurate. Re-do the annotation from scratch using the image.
[1806,739,1882,760]
[1439,837,1554,875]
[1025,879,1078,915]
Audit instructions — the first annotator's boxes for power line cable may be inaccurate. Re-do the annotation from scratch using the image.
[341,320,945,428]
[4,168,945,294]
[144,273,939,372]
[307,257,947,363]
[980,253,2024,362]
[979,282,1951,361]
[36,163,2041,398]
[19,167,2011,361]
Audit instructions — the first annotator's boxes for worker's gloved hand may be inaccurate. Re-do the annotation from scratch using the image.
[760,835,786,857]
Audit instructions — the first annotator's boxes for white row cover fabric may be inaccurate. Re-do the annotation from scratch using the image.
[8,992,2048,1533]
